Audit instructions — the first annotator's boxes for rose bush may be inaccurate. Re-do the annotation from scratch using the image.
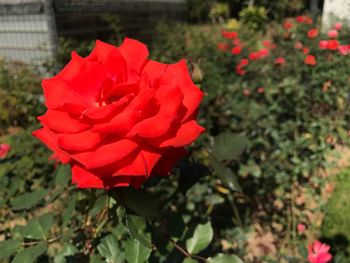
[33,38,205,189]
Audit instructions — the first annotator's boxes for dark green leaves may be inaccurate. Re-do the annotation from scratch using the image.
[186,221,213,254]
[210,156,242,192]
[55,164,71,187]
[97,234,123,263]
[0,240,21,260]
[11,189,48,211]
[125,214,152,248]
[208,253,244,263]
[212,133,248,161]
[125,238,152,263]
[11,241,47,263]
[111,188,159,218]
[15,213,54,240]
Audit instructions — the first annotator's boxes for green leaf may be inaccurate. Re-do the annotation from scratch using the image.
[212,133,247,161]
[0,240,21,260]
[16,213,54,240]
[89,195,108,217]
[186,221,213,254]
[182,258,197,263]
[125,214,152,248]
[53,243,78,263]
[11,189,48,211]
[11,241,47,263]
[210,156,242,192]
[125,238,151,263]
[179,163,211,193]
[111,188,159,218]
[55,164,71,187]
[208,253,244,263]
[97,234,123,263]
[62,196,76,227]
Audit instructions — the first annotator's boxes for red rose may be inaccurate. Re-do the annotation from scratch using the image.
[33,38,205,189]
[231,46,242,55]
[303,47,310,55]
[0,143,10,158]
[304,55,317,66]
[296,16,305,23]
[283,21,293,30]
[307,28,318,38]
[274,57,286,65]
[221,30,238,39]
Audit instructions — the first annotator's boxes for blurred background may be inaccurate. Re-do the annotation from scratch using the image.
[0,0,324,66]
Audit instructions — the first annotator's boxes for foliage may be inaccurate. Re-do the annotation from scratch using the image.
[0,61,43,134]
[239,6,268,32]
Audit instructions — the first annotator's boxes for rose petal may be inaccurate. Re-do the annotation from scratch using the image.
[128,86,183,138]
[57,130,102,151]
[118,37,149,80]
[32,128,70,163]
[152,120,205,148]
[159,60,204,121]
[42,77,87,112]
[38,110,90,133]
[72,164,105,188]
[153,147,188,175]
[112,149,162,177]
[87,40,127,82]
[83,94,133,120]
[92,88,155,134]
[141,60,168,88]
[86,139,139,169]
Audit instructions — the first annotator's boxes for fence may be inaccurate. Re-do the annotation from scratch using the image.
[0,0,187,65]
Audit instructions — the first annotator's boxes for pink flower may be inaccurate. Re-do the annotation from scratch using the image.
[319,40,328,49]
[257,87,264,93]
[334,22,342,30]
[297,223,306,234]
[307,240,332,263]
[233,38,241,46]
[295,41,303,49]
[327,29,338,38]
[338,45,350,55]
[274,57,286,65]
[0,143,11,158]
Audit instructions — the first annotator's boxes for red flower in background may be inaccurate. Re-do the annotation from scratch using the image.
[304,55,317,65]
[327,29,338,38]
[231,46,242,55]
[304,16,313,24]
[334,22,342,30]
[257,87,264,93]
[283,21,293,30]
[295,41,303,49]
[319,40,339,50]
[338,44,350,55]
[274,57,286,65]
[307,28,319,38]
[327,40,339,50]
[0,143,11,158]
[297,224,306,234]
[33,38,205,189]
[296,16,305,23]
[233,38,241,46]
[217,42,229,52]
[222,30,238,39]
[303,47,310,55]
[307,240,332,263]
